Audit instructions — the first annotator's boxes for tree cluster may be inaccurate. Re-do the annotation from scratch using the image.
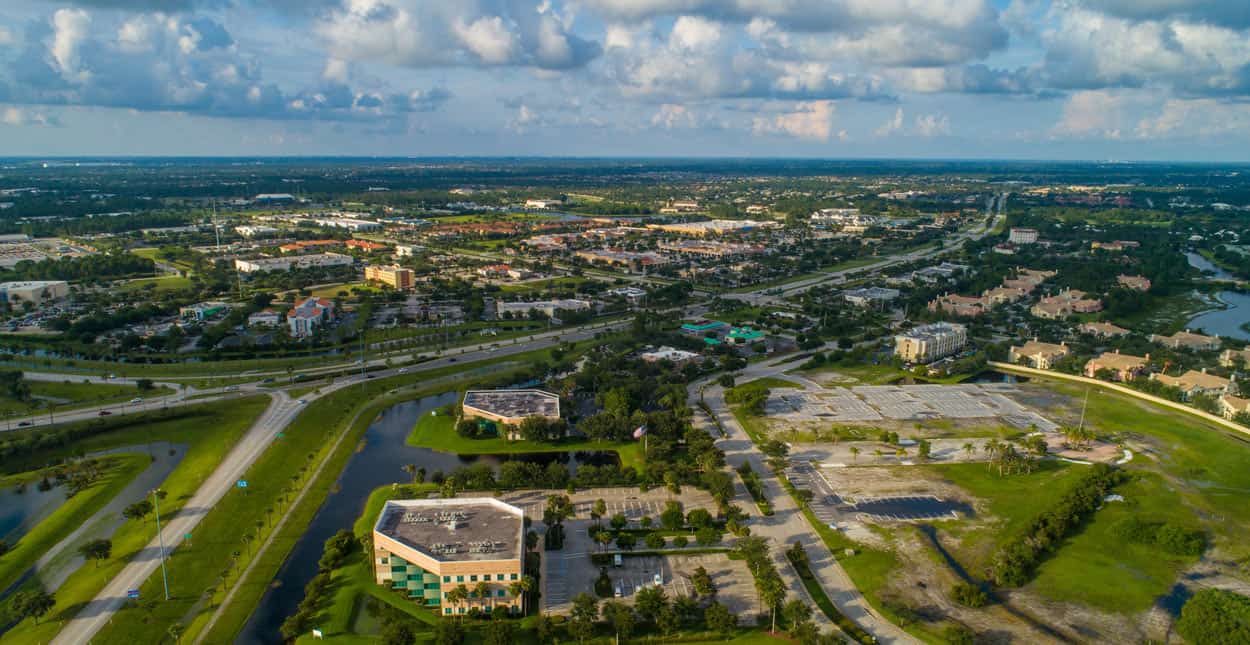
[991,464,1126,586]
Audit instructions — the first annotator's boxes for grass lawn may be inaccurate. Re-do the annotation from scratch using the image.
[739,376,804,390]
[0,380,174,417]
[921,460,1087,575]
[0,453,149,597]
[408,412,642,471]
[309,282,380,298]
[1029,471,1198,613]
[116,276,194,294]
[0,397,270,644]
[498,277,593,295]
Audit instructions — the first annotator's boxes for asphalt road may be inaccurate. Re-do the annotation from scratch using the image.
[691,354,920,644]
[48,318,626,645]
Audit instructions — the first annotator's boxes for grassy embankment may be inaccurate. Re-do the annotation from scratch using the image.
[182,342,617,643]
[0,454,149,597]
[407,413,642,471]
[0,397,270,644]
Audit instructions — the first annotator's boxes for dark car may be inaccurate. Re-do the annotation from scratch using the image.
[98,410,113,416]
[18,421,32,427]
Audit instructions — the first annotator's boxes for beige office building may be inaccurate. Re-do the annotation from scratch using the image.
[894,322,968,364]
[373,498,525,616]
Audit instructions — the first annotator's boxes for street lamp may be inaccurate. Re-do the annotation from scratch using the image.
[151,488,171,600]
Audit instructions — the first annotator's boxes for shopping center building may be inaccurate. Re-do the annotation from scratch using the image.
[372,498,525,615]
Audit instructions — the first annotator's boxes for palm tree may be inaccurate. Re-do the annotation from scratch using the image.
[509,581,525,615]
[849,446,860,462]
[402,463,417,483]
[474,580,492,612]
[447,584,469,619]
[873,448,883,463]
[962,442,975,459]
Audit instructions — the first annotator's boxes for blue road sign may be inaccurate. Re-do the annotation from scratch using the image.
[237,480,248,488]
[127,589,140,599]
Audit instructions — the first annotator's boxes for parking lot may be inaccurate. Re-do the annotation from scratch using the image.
[602,553,757,624]
[499,487,731,615]
[763,382,1058,430]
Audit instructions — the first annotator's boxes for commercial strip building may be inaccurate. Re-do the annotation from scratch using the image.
[366,265,415,290]
[894,322,968,364]
[843,287,900,307]
[639,346,702,365]
[0,280,69,303]
[1008,227,1039,244]
[235,253,354,273]
[493,299,592,319]
[646,219,774,236]
[373,498,525,615]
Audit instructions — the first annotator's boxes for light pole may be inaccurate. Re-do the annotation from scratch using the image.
[152,488,170,600]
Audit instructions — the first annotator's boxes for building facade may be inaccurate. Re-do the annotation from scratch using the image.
[894,322,968,364]
[373,498,525,616]
[366,265,415,290]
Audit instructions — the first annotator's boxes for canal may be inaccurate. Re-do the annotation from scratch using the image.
[237,393,615,643]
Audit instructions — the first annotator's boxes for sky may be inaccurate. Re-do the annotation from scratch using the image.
[2,0,1250,160]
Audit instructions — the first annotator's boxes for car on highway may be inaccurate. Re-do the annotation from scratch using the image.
[98,410,112,416]
[18,421,31,427]
[130,397,144,404]
[398,368,408,374]
[297,399,307,405]
[447,357,457,362]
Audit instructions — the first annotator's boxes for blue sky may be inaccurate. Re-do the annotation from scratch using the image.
[2,0,1250,160]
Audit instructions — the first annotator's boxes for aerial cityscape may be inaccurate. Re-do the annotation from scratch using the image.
[2,1,1250,645]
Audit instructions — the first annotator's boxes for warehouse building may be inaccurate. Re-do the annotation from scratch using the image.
[373,498,525,615]
[0,280,69,303]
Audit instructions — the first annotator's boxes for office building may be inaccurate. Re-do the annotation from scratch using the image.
[373,498,525,615]
[894,322,968,364]
[366,265,415,290]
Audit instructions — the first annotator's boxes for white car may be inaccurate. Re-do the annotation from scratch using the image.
[130,397,144,404]
[398,368,408,374]
[653,573,663,587]
[297,399,307,405]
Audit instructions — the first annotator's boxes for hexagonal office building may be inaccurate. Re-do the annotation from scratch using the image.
[372,498,525,616]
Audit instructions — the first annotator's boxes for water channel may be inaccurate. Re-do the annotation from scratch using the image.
[1185,290,1250,341]
[238,393,617,644]
[0,442,185,603]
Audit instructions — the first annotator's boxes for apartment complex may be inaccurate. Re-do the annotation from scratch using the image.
[894,322,968,364]
[287,297,335,337]
[373,498,525,616]
[1008,340,1070,369]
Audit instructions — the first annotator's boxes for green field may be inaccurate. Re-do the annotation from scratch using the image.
[0,379,174,417]
[0,454,149,599]
[0,397,270,644]
[408,406,642,471]
[308,282,381,298]
[738,376,804,390]
[116,276,194,294]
